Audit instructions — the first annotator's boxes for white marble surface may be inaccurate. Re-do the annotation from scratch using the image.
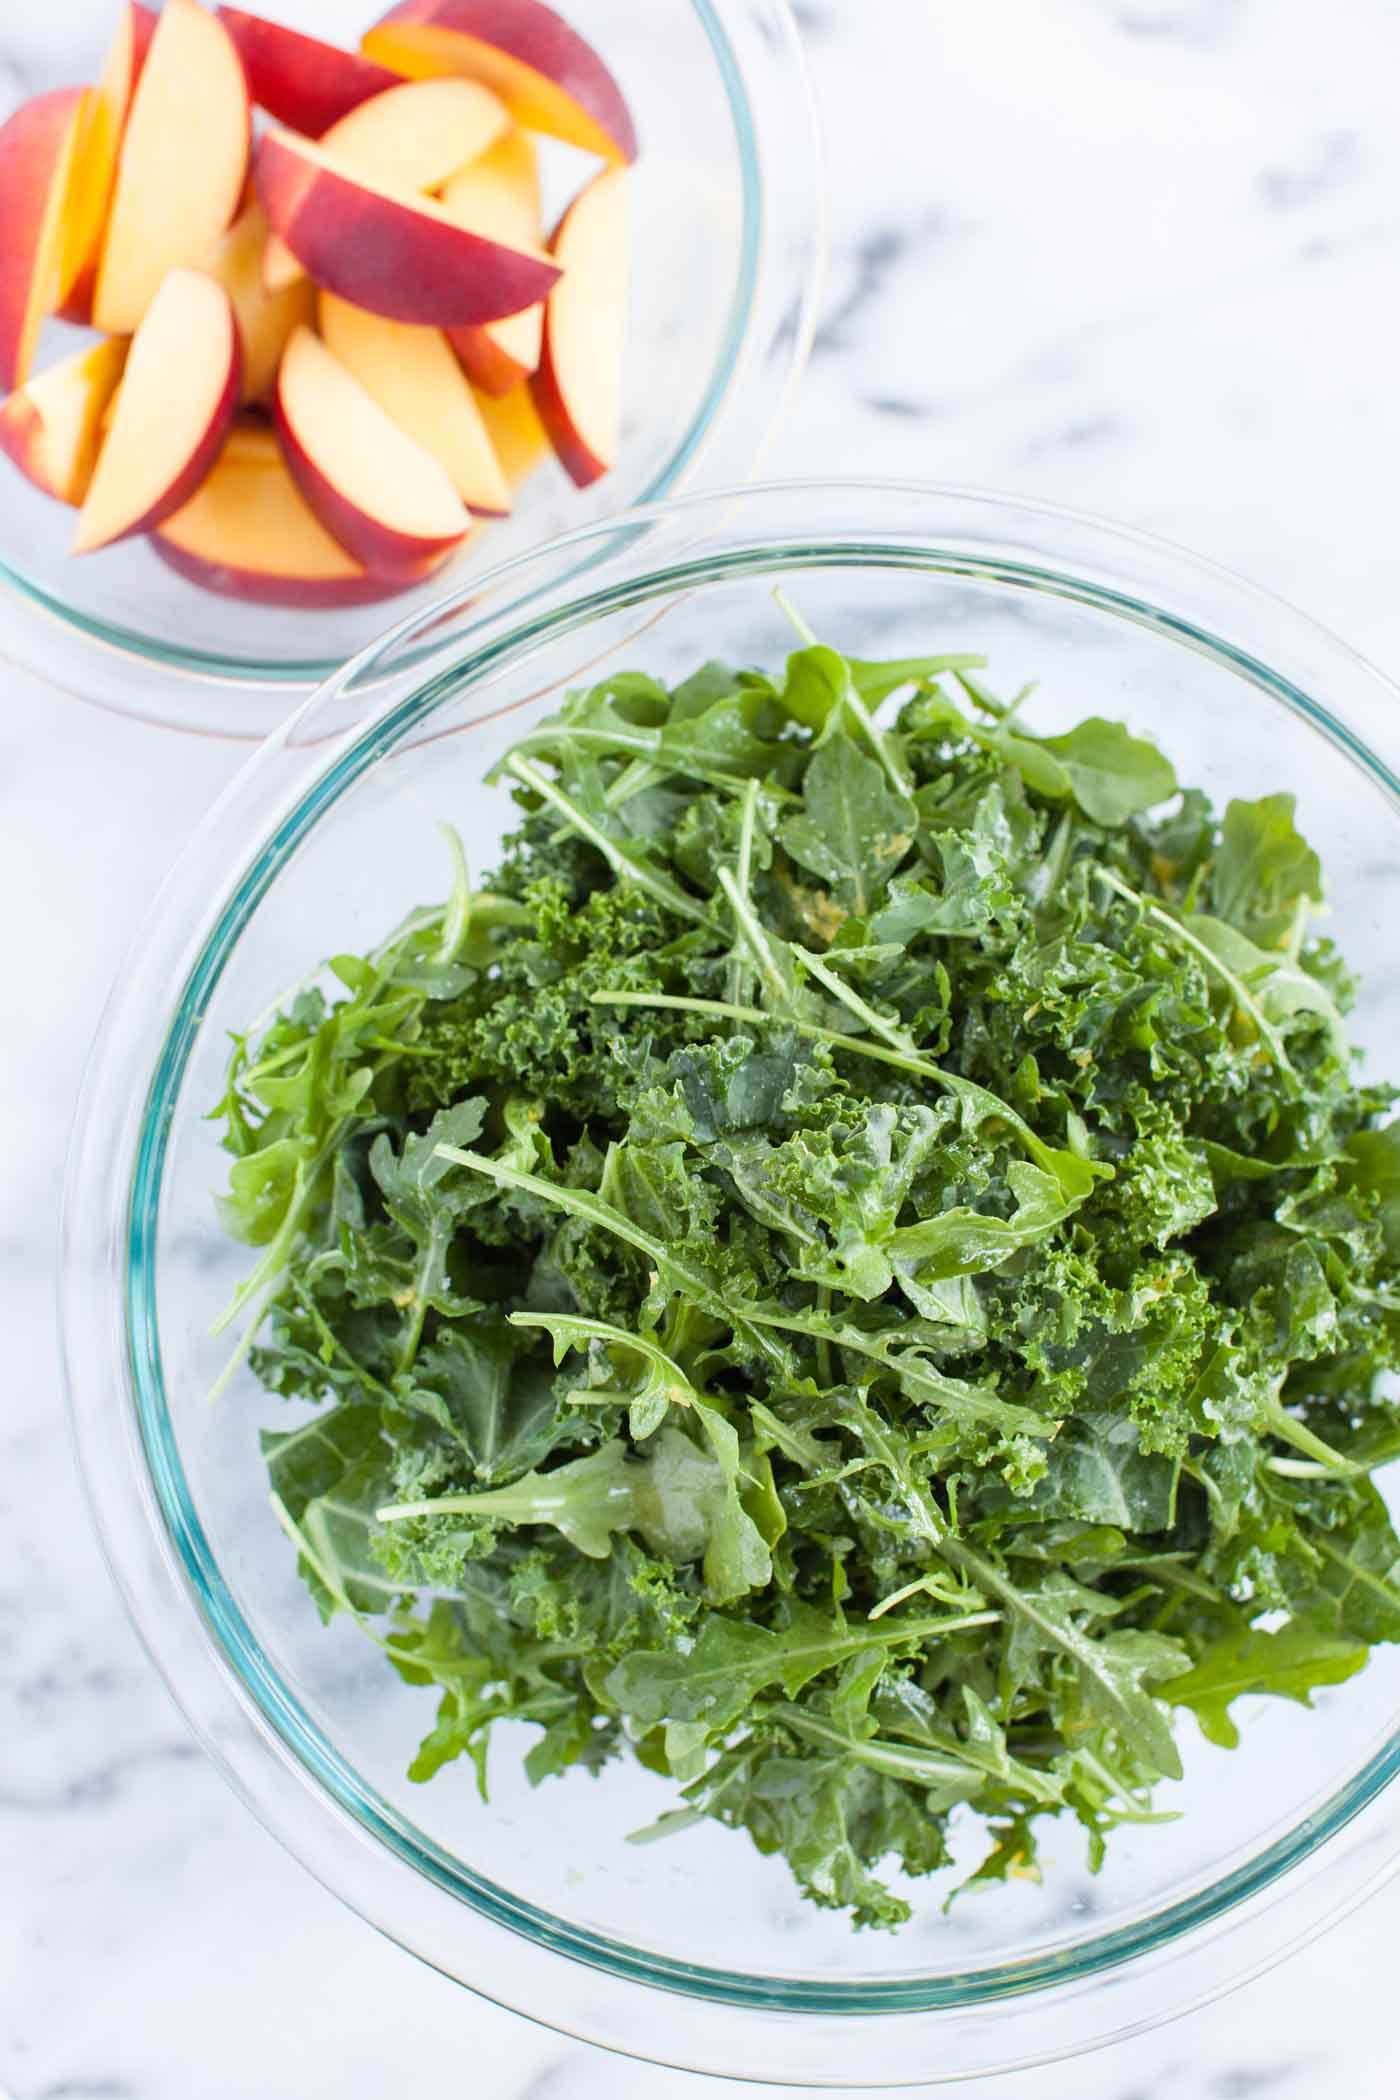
[7,1,1400,2095]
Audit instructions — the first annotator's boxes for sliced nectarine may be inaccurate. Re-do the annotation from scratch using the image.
[204,199,315,403]
[256,129,557,326]
[220,417,281,467]
[261,75,511,292]
[57,3,157,324]
[473,379,549,492]
[274,324,471,578]
[440,129,543,394]
[217,9,404,138]
[532,166,627,488]
[0,338,128,506]
[319,292,510,515]
[94,0,251,336]
[75,267,241,554]
[154,424,428,607]
[0,88,92,392]
[363,0,637,163]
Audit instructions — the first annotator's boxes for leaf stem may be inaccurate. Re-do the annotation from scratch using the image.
[795,944,917,1053]
[588,987,1093,1190]
[435,1146,789,1371]
[1094,866,1294,1076]
[505,754,717,929]
[718,865,791,1009]
[434,823,470,965]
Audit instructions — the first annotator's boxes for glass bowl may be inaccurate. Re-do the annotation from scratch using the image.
[0,0,822,738]
[62,482,1400,2085]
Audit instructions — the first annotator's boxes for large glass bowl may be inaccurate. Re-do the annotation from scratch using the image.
[0,0,821,738]
[62,483,1400,2085]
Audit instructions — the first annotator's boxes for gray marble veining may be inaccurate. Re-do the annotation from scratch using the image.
[6,2,1400,2096]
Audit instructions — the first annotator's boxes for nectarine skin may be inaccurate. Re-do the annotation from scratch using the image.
[364,0,637,163]
[154,532,425,607]
[531,342,606,488]
[273,405,465,579]
[155,422,427,607]
[448,323,531,396]
[219,9,405,139]
[255,130,558,328]
[0,88,91,391]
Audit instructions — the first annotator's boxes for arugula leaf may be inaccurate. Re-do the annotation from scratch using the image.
[605,1599,995,1736]
[401,1322,561,1485]
[1039,717,1177,825]
[262,1402,384,1523]
[780,741,917,917]
[1210,793,1323,946]
[1159,1619,1368,1748]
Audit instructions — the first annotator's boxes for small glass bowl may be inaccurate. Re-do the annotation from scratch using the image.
[62,483,1400,2085]
[0,0,822,737]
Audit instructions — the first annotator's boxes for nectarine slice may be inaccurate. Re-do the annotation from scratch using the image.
[154,425,427,607]
[440,130,543,394]
[261,76,511,293]
[0,88,92,392]
[94,0,251,336]
[531,166,627,488]
[204,199,315,403]
[473,379,549,492]
[274,325,471,578]
[319,292,511,515]
[58,3,157,324]
[220,418,281,468]
[363,0,637,164]
[218,9,404,139]
[256,129,557,326]
[0,338,128,506]
[75,268,241,554]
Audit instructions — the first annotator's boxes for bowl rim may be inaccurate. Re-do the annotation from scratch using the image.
[0,0,826,739]
[60,478,1400,2084]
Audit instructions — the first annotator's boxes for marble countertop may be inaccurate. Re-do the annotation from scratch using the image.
[6,1,1400,2095]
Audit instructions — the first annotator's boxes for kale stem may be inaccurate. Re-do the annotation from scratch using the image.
[1258,1394,1359,1476]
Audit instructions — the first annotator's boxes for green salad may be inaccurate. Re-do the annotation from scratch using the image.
[213,623,1400,1926]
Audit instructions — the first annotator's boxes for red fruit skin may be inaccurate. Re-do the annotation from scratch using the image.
[219,9,404,138]
[365,0,638,163]
[255,131,559,328]
[0,88,90,389]
[152,532,423,608]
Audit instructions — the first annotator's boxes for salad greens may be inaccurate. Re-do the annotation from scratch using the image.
[213,626,1400,1927]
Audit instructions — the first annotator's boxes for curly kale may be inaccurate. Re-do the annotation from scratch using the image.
[213,634,1400,1928]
